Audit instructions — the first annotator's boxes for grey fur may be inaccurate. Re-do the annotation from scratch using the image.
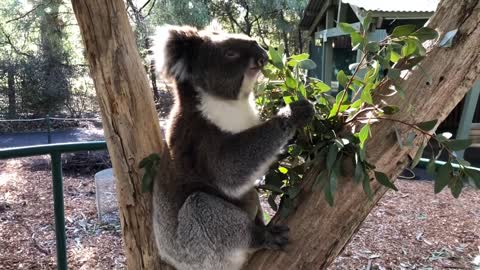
[152,24,314,270]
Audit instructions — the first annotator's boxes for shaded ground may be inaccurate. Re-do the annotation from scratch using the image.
[0,157,479,269]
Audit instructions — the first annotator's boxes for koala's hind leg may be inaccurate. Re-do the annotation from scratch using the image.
[177,192,287,270]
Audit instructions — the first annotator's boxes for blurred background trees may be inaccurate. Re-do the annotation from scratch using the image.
[0,0,308,119]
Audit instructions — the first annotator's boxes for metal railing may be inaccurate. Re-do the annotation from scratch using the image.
[0,141,108,270]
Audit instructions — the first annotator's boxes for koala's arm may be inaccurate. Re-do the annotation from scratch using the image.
[211,100,313,198]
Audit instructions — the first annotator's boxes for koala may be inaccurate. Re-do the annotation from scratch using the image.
[151,24,314,270]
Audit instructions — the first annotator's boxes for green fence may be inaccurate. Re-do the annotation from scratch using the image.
[0,141,108,270]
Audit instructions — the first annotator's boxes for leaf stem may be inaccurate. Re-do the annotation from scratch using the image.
[334,53,368,116]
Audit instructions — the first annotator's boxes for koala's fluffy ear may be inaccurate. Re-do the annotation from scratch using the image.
[205,19,224,33]
[152,25,203,81]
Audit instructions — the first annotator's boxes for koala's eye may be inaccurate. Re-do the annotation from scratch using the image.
[224,50,240,59]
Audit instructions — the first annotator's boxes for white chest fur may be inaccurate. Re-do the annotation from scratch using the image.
[198,92,260,134]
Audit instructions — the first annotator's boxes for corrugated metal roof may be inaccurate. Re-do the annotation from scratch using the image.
[342,0,439,13]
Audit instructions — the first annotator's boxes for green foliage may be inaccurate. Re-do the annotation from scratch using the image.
[255,21,472,214]
[139,153,161,193]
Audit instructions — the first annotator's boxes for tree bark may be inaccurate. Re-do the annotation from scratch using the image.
[71,1,172,269]
[244,0,480,269]
[71,0,480,269]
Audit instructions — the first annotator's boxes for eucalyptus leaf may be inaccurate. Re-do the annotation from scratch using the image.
[411,144,425,169]
[434,162,452,193]
[362,174,373,199]
[412,27,438,42]
[443,139,472,151]
[391,24,417,37]
[326,144,338,169]
[374,171,398,191]
[337,70,349,87]
[298,59,317,70]
[416,119,438,131]
[339,22,357,34]
[464,168,480,188]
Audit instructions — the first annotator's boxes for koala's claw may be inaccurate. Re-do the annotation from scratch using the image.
[263,225,290,250]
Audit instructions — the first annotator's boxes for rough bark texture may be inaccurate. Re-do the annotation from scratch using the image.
[71,1,172,269]
[244,0,480,269]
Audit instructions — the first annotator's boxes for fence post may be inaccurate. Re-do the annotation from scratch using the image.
[51,152,68,270]
[46,114,52,144]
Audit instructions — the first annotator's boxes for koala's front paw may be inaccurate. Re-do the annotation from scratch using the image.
[262,224,289,250]
[278,99,315,128]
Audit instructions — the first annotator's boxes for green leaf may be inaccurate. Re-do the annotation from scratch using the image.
[450,176,463,198]
[366,42,380,52]
[314,170,328,190]
[311,79,331,93]
[288,186,301,199]
[387,69,401,79]
[142,169,155,193]
[390,50,402,63]
[350,32,365,49]
[268,46,283,69]
[283,95,293,104]
[324,176,335,206]
[326,143,338,169]
[382,105,400,115]
[411,144,425,169]
[362,12,372,31]
[443,139,472,151]
[426,157,437,176]
[354,161,364,184]
[360,84,373,104]
[265,171,283,187]
[358,124,370,149]
[362,174,373,199]
[434,162,452,193]
[401,39,418,57]
[416,119,438,131]
[278,166,289,174]
[339,22,357,34]
[285,77,297,89]
[391,24,417,37]
[139,153,160,168]
[374,171,398,191]
[336,70,349,87]
[288,144,302,157]
[298,59,317,70]
[289,53,309,61]
[412,27,438,42]
[464,168,480,188]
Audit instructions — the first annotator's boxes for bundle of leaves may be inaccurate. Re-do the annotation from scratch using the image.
[255,16,480,214]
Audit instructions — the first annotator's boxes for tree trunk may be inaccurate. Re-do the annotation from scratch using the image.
[244,0,480,269]
[71,1,172,269]
[7,66,16,119]
[71,0,480,269]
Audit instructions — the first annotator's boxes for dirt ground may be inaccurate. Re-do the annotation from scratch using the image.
[0,157,479,270]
